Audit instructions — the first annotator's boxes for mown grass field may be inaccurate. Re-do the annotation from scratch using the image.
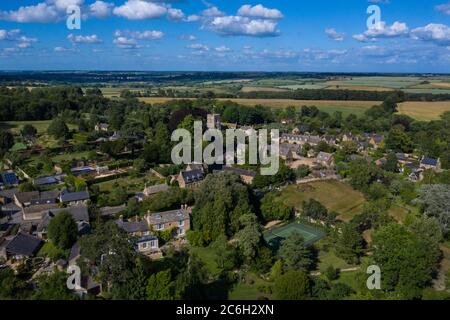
[275,180,366,222]
[398,101,450,121]
[0,120,78,135]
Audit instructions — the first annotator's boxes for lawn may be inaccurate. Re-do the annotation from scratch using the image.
[398,101,450,121]
[316,241,355,272]
[228,273,273,300]
[51,151,92,162]
[189,246,221,276]
[0,120,78,135]
[276,180,366,222]
[93,172,163,193]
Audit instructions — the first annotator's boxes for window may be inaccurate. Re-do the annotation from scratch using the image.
[141,242,147,249]
[150,240,157,248]
[179,220,184,227]
[156,223,164,230]
[178,228,185,235]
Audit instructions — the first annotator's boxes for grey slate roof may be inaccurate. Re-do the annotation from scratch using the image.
[143,184,169,196]
[181,169,204,184]
[60,190,90,203]
[6,232,42,257]
[99,205,127,216]
[37,205,89,232]
[147,208,190,225]
[223,166,257,177]
[116,219,149,233]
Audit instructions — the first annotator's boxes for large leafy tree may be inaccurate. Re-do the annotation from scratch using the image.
[32,272,76,300]
[335,223,364,264]
[47,211,78,249]
[278,231,313,271]
[302,199,328,220]
[147,270,177,300]
[417,184,450,235]
[372,223,440,299]
[274,270,312,300]
[47,118,69,139]
[193,172,255,243]
[260,192,292,222]
[0,129,14,156]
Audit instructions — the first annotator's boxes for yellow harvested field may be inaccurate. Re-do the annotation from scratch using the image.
[398,101,450,121]
[139,97,380,108]
[240,86,289,93]
[325,85,395,92]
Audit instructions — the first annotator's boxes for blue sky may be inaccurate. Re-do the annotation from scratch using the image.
[1,0,450,72]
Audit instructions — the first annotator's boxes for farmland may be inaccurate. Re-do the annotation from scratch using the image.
[398,101,450,121]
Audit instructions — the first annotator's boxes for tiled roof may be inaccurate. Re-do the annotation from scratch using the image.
[116,219,149,233]
[60,190,90,203]
[181,170,204,184]
[223,166,257,177]
[6,232,42,257]
[147,209,190,225]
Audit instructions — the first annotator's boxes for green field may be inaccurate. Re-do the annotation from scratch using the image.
[276,180,366,222]
[0,120,78,135]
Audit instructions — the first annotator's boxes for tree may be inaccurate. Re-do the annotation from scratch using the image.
[0,129,14,156]
[385,127,414,153]
[327,283,353,300]
[278,231,313,271]
[260,193,292,222]
[47,118,69,139]
[147,270,177,300]
[21,124,37,139]
[335,224,363,264]
[211,235,237,271]
[295,165,311,179]
[79,221,137,295]
[0,267,30,299]
[383,152,399,173]
[372,223,440,299]
[47,211,78,249]
[302,199,328,220]
[235,214,262,264]
[325,265,339,281]
[32,272,76,300]
[417,184,450,235]
[274,270,312,300]
[193,172,255,243]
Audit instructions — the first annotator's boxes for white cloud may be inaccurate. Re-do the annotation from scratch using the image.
[187,43,209,51]
[215,45,231,52]
[436,3,450,15]
[0,2,60,23]
[68,34,101,44]
[237,4,283,19]
[115,30,164,40]
[54,46,77,52]
[0,29,21,41]
[325,28,345,41]
[89,1,113,18]
[186,14,201,22]
[202,6,224,17]
[205,15,280,37]
[113,36,139,49]
[113,0,167,20]
[411,23,450,45]
[167,8,184,20]
[181,35,197,41]
[353,21,408,41]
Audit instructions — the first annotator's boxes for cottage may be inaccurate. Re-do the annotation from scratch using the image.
[3,232,42,260]
[420,157,441,171]
[136,183,170,201]
[33,174,67,187]
[37,205,90,239]
[316,152,334,167]
[223,166,257,185]
[116,218,159,254]
[95,123,109,132]
[145,207,190,237]
[60,189,90,206]
[177,169,204,188]
[14,190,59,208]
[279,143,302,162]
[367,134,384,149]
